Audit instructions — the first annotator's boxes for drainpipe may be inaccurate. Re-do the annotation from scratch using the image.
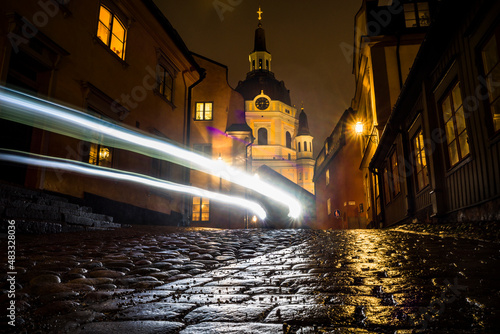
[181,68,206,215]
[396,34,403,89]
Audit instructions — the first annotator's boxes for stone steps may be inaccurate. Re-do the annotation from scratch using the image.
[0,183,120,233]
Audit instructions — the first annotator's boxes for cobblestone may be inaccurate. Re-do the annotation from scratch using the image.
[1,226,499,333]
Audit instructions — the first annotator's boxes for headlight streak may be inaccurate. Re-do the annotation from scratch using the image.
[0,87,301,218]
[0,149,267,220]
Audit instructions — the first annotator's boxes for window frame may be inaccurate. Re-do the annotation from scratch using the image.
[411,128,430,192]
[96,4,128,61]
[157,65,174,102]
[194,102,213,121]
[389,149,401,198]
[192,196,210,222]
[193,143,213,158]
[403,1,431,29]
[478,25,500,136]
[439,81,470,168]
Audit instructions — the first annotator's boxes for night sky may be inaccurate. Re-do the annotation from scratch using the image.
[154,0,362,156]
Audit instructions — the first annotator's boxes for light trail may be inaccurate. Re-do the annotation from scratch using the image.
[0,149,267,220]
[0,87,301,218]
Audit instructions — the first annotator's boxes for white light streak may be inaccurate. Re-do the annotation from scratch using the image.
[0,150,267,220]
[0,87,301,218]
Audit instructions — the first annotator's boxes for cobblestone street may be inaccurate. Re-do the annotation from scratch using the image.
[2,226,500,333]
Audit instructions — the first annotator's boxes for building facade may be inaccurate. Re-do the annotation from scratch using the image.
[0,0,204,225]
[315,0,435,228]
[370,0,500,225]
[235,13,315,195]
[314,108,366,229]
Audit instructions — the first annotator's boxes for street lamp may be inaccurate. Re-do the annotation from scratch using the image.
[355,121,378,143]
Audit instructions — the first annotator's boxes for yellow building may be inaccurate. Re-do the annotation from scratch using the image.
[350,0,433,225]
[235,10,315,195]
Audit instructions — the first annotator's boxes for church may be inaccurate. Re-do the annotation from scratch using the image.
[235,9,315,195]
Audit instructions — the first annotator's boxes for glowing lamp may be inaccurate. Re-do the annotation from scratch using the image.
[355,122,364,134]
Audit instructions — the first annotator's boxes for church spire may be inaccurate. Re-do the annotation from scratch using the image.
[249,7,271,71]
[253,7,267,52]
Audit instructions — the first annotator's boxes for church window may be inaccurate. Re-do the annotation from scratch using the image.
[195,102,213,121]
[298,142,301,152]
[258,128,268,145]
[403,1,430,28]
[192,197,210,222]
[310,142,312,152]
[303,141,307,152]
[327,198,331,215]
[286,132,292,148]
[97,5,127,60]
[326,169,330,186]
[157,65,173,102]
[252,60,255,70]
[259,59,263,69]
[266,59,269,70]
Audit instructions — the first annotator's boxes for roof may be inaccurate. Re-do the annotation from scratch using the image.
[236,70,291,105]
[297,109,311,136]
[141,0,202,76]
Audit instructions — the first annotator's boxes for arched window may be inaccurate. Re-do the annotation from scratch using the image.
[286,132,292,148]
[304,141,307,152]
[298,142,301,152]
[258,128,268,145]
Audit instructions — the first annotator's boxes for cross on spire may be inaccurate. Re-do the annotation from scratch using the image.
[257,7,263,21]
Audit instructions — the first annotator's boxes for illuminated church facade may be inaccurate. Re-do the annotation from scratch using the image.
[235,11,315,195]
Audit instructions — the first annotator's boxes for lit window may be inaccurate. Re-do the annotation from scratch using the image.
[441,82,469,167]
[258,128,268,145]
[259,59,263,69]
[481,30,500,133]
[327,198,331,215]
[390,150,401,197]
[326,169,330,186]
[412,129,429,191]
[195,102,213,121]
[97,5,127,60]
[89,143,112,167]
[158,65,173,102]
[404,2,430,28]
[192,197,209,222]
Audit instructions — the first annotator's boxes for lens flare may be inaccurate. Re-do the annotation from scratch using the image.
[0,149,267,220]
[0,87,301,218]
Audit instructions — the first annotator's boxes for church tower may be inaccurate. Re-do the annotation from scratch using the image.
[236,8,314,194]
[296,108,315,194]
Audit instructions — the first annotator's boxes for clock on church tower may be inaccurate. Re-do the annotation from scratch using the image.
[255,97,270,110]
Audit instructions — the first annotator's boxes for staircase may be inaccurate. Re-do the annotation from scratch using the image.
[0,183,121,233]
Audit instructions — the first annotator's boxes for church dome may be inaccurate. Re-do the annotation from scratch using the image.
[235,71,292,105]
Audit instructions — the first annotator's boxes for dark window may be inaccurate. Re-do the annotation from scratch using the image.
[403,1,430,28]
[252,60,255,70]
[193,143,212,158]
[258,128,268,145]
[158,65,173,102]
[286,132,292,148]
[441,82,470,167]
[298,142,301,152]
[383,168,391,204]
[481,28,500,133]
[266,59,269,70]
[390,150,401,197]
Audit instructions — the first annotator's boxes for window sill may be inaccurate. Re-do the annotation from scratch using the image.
[93,36,128,68]
[153,89,176,109]
[445,155,472,177]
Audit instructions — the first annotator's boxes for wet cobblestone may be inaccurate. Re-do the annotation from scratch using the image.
[1,226,499,333]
